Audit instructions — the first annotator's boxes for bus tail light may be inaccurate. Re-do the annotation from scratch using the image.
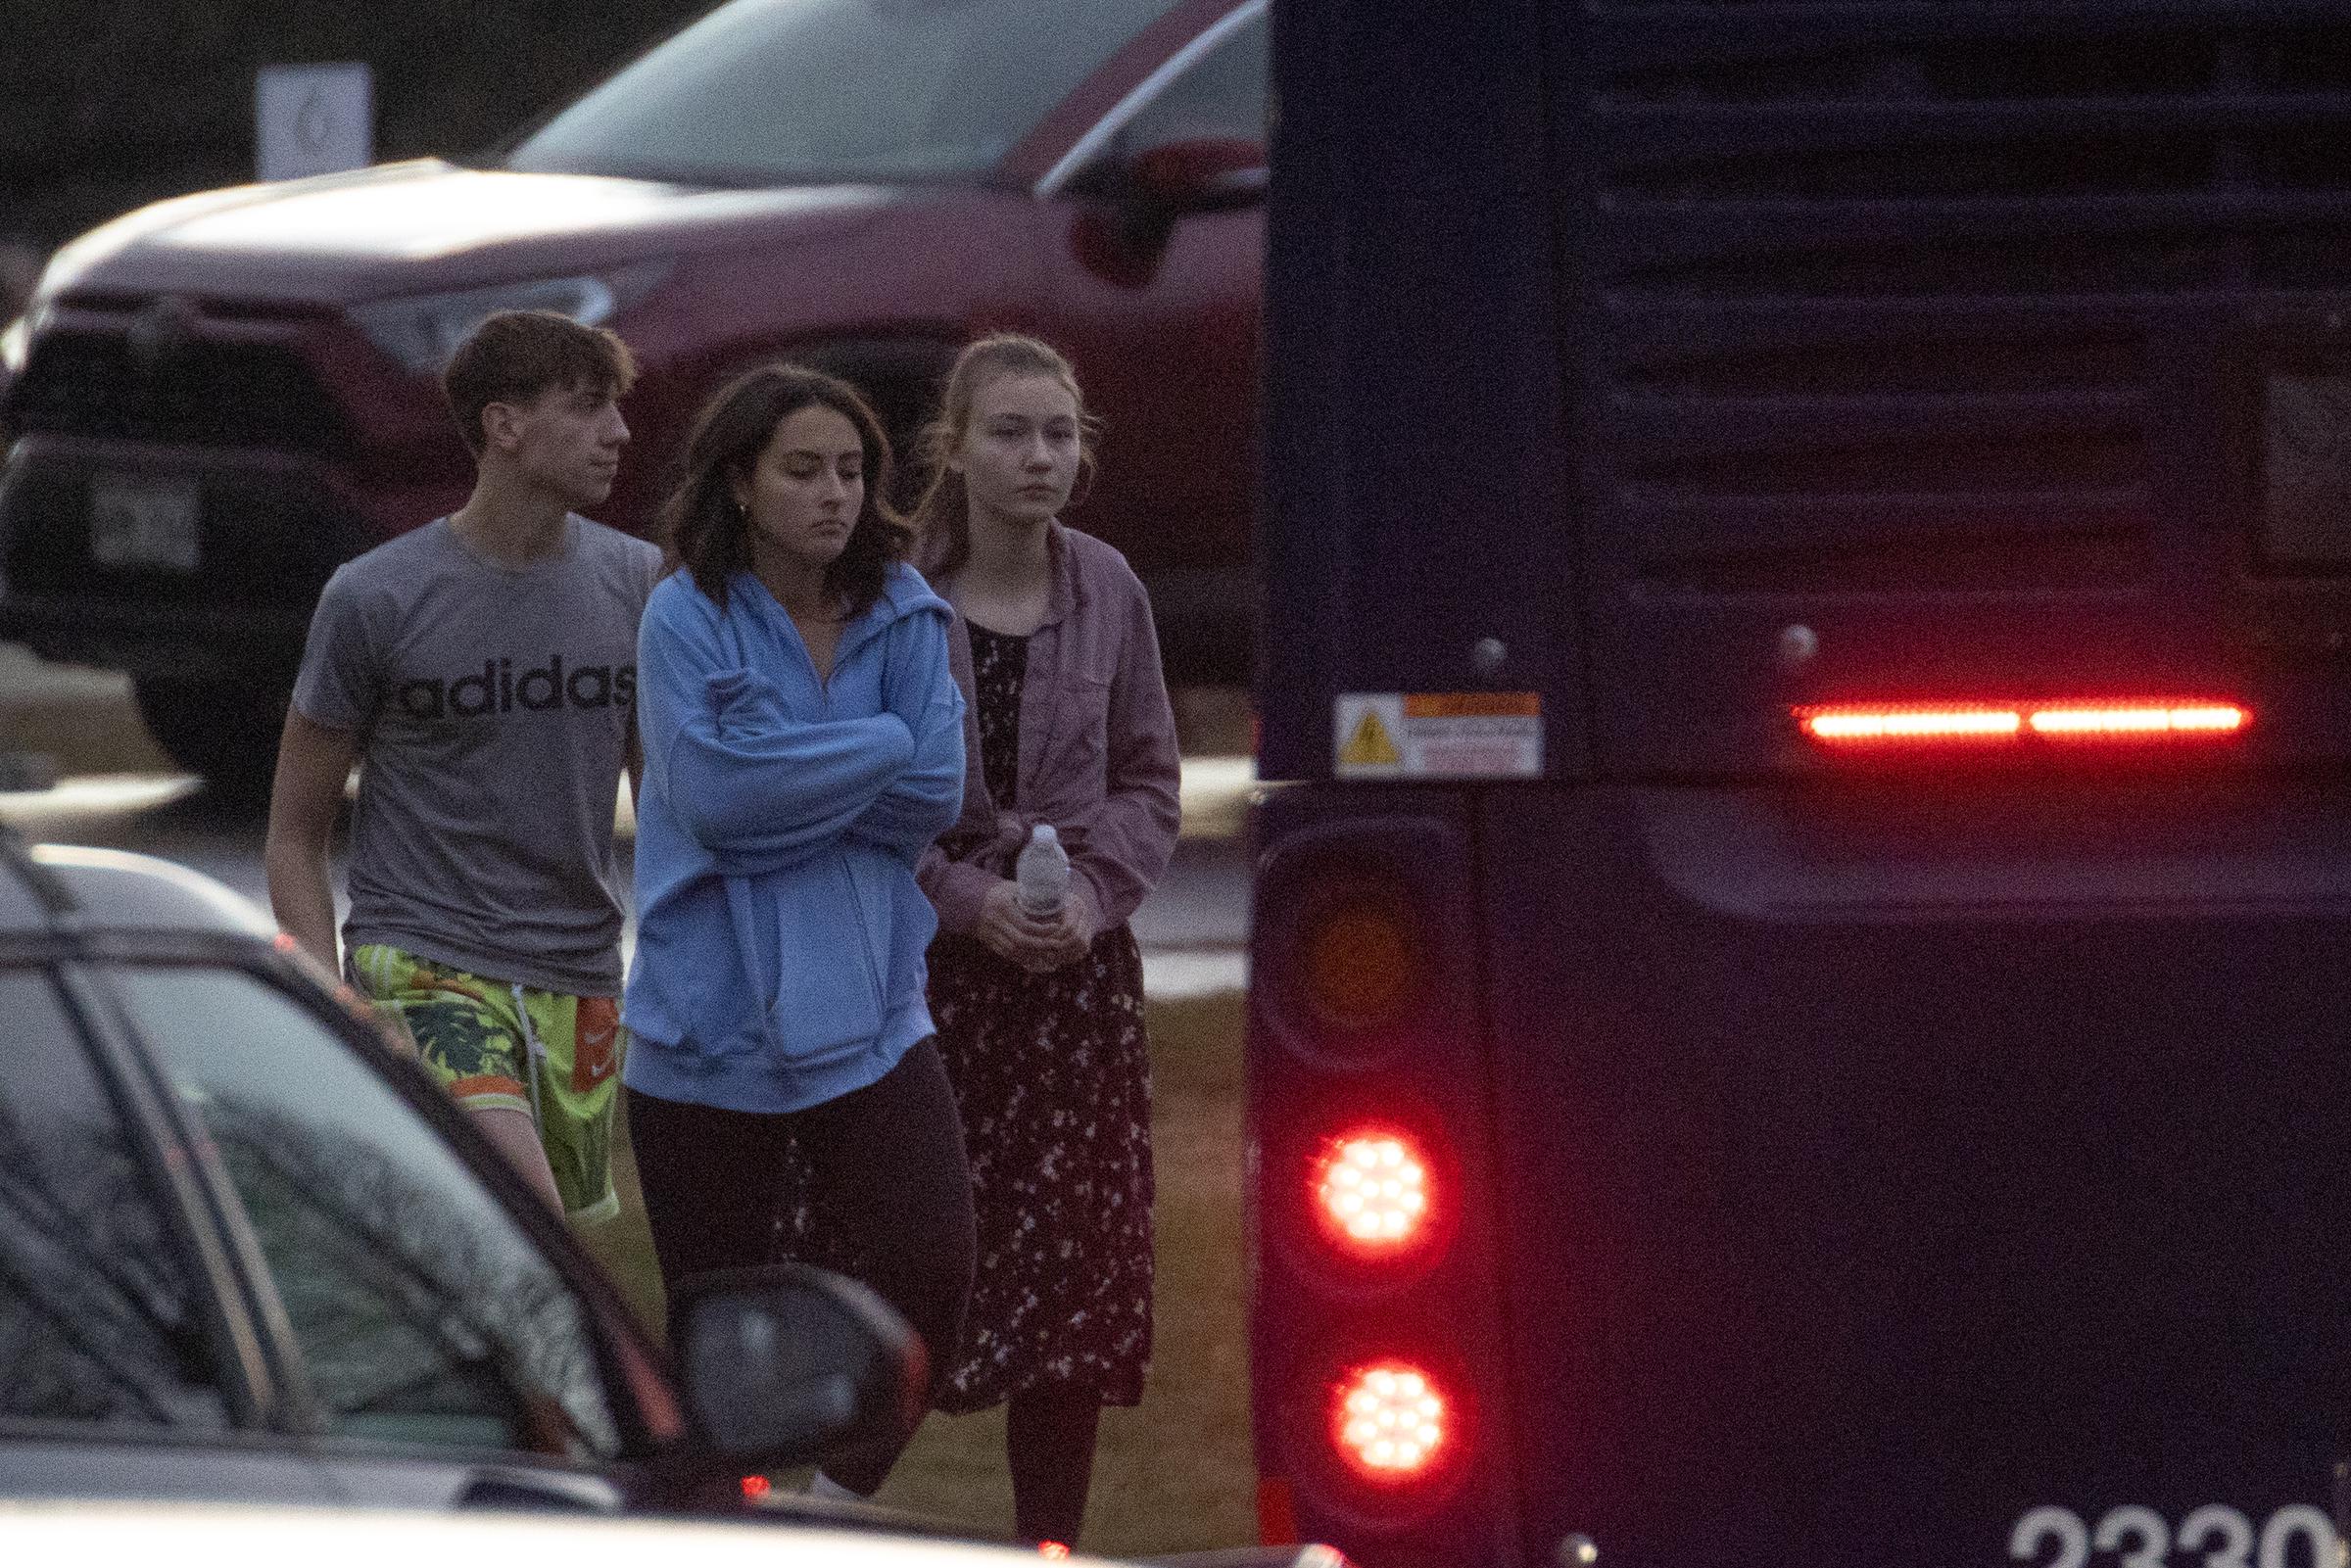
[1797,699,2250,748]
[1300,896,1416,1031]
[1314,1128,1434,1258]
[2028,702,2248,736]
[1799,705,2021,742]
[1330,1359,1453,1483]
[1251,815,1504,1544]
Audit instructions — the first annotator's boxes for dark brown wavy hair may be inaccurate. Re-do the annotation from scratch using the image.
[443,309,637,457]
[661,363,911,614]
[909,334,1098,582]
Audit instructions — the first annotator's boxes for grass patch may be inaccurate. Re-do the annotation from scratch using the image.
[585,990,1255,1556]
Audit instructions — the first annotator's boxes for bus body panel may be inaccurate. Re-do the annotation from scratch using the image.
[1559,3,2351,779]
[1479,777,2351,1568]
[1251,1,2351,1564]
[1255,0,1584,783]
[1261,1,2351,785]
[1249,778,2351,1564]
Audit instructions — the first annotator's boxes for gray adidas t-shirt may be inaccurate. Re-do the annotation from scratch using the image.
[292,516,664,996]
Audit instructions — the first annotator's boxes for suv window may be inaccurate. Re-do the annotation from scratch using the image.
[0,968,230,1430]
[509,0,1188,185]
[114,967,624,1459]
[1112,10,1268,159]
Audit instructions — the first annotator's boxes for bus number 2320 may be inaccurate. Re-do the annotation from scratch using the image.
[2011,1506,2343,1568]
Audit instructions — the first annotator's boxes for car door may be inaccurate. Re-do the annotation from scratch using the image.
[0,960,350,1502]
[1039,2,1267,671]
[95,957,666,1511]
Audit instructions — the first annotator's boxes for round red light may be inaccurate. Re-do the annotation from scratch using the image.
[1330,1359,1450,1481]
[1313,1130,1431,1256]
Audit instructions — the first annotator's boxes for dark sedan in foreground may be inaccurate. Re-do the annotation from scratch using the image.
[0,830,921,1517]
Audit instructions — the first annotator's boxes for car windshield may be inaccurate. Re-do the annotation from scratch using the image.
[505,0,1191,186]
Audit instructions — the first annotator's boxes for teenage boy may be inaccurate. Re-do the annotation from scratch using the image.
[265,309,661,1223]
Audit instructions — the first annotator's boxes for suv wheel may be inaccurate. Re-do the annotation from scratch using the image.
[131,674,288,811]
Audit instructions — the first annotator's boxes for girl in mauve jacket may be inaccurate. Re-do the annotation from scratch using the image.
[909,334,1182,1545]
[622,363,974,1503]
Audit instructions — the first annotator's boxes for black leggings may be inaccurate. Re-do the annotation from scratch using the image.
[627,1038,976,1496]
[1008,1383,1103,1545]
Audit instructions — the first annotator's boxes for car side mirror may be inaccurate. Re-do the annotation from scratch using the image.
[669,1263,926,1472]
[1124,135,1269,215]
[1070,136,1268,286]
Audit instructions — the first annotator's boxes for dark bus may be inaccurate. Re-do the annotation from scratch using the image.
[1244,6,2351,1568]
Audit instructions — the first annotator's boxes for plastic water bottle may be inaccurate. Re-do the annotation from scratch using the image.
[1015,823,1070,917]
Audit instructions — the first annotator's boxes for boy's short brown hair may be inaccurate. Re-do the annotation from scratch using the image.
[442,309,638,455]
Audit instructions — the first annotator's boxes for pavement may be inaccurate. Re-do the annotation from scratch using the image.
[1135,761,1253,995]
[0,642,171,785]
[0,643,1255,996]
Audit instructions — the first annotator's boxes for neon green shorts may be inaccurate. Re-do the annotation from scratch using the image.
[350,944,624,1224]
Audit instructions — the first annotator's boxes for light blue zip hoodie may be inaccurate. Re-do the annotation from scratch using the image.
[622,562,966,1113]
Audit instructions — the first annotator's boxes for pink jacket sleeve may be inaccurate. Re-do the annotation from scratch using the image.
[1064,575,1182,930]
[916,616,1013,935]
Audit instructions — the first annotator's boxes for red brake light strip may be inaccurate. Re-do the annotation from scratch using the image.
[2028,704,2247,736]
[1798,701,2249,746]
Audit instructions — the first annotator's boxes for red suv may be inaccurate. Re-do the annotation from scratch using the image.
[0,0,1265,799]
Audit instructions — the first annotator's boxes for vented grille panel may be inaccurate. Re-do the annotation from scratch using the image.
[9,329,347,455]
[1576,3,2351,593]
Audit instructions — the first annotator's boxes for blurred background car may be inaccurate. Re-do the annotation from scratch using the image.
[0,0,1268,803]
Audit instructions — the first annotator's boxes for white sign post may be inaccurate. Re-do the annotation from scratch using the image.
[256,63,374,181]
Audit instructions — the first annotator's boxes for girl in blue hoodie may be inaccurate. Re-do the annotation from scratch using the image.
[623,365,974,1499]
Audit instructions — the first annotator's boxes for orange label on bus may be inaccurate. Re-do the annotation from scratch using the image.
[1402,692,1543,719]
[1335,692,1544,779]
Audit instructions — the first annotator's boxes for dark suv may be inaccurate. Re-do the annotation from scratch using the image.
[0,0,1266,799]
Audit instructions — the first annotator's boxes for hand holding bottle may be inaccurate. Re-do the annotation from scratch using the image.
[971,825,1089,973]
[1016,823,1071,916]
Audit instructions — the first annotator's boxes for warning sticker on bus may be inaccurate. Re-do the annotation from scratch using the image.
[1333,692,1543,779]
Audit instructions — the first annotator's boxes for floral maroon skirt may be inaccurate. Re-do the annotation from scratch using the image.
[922,923,1154,1411]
